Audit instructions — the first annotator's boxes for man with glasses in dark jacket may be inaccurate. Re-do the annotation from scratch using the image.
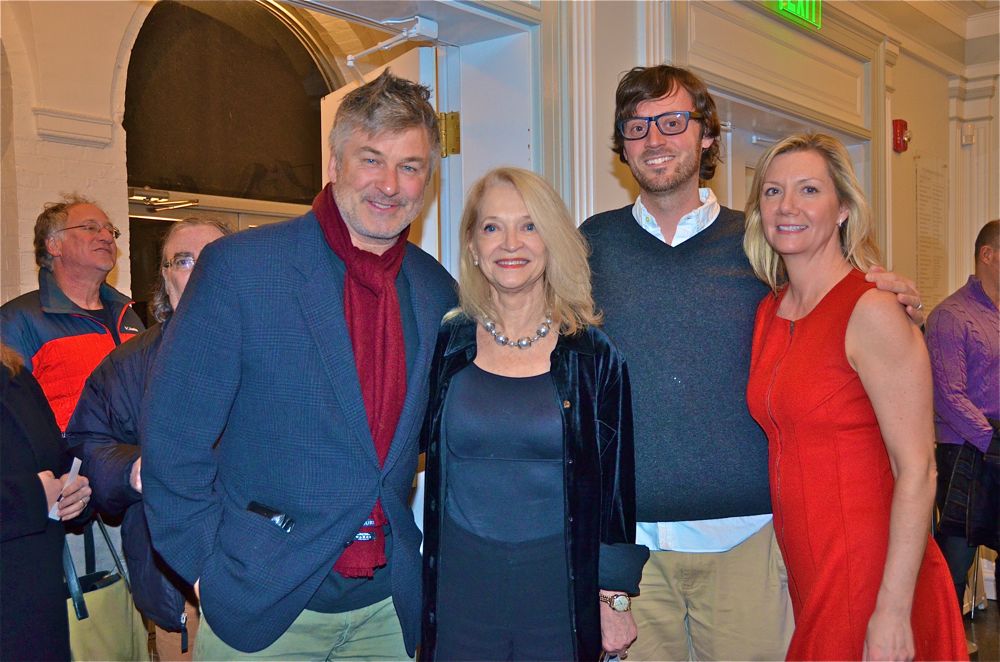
[66,217,231,661]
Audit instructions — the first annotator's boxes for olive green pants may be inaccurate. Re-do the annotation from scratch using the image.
[194,596,409,661]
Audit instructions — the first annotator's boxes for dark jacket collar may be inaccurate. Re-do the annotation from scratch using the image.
[37,267,132,316]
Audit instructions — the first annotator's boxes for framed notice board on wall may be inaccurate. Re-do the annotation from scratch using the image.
[915,157,948,310]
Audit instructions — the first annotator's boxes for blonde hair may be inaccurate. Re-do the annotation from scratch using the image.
[744,133,881,291]
[455,167,600,335]
[1,343,24,374]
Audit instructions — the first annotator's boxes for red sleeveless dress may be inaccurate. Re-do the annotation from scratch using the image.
[746,269,967,661]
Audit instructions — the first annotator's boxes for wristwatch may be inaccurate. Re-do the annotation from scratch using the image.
[599,593,632,612]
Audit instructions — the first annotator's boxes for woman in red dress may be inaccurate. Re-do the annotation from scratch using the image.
[743,133,967,661]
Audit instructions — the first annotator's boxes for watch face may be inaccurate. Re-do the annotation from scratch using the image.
[612,595,630,611]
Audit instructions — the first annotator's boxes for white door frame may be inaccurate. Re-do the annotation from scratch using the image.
[295,0,544,276]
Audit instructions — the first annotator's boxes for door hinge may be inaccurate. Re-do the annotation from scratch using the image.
[437,111,460,157]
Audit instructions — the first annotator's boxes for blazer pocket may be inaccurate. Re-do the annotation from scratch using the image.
[216,505,293,568]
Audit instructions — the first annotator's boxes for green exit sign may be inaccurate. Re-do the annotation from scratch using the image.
[772,0,822,30]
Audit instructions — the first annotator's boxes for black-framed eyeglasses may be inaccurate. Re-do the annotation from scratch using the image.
[617,111,704,140]
[57,222,121,239]
[162,255,197,271]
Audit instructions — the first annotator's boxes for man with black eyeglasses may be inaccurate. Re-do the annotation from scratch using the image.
[580,65,924,660]
[66,217,232,662]
[1,193,143,430]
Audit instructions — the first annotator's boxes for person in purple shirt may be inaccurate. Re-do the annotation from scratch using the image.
[927,219,999,608]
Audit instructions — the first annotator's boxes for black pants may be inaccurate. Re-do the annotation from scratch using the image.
[435,517,575,661]
[935,442,1000,606]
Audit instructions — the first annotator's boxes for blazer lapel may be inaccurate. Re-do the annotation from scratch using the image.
[381,252,440,474]
[291,218,378,467]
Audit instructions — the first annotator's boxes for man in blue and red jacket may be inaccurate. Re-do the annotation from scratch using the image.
[1,194,143,431]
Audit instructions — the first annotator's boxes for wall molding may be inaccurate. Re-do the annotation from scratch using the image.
[967,9,1000,40]
[677,2,873,139]
[950,74,999,113]
[639,0,668,66]
[948,71,998,289]
[32,106,113,148]
[878,38,901,266]
[831,2,966,77]
[563,1,595,222]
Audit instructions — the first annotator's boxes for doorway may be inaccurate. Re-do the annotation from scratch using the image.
[711,91,870,214]
[123,1,440,296]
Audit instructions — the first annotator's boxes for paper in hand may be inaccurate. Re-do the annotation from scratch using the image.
[48,457,82,520]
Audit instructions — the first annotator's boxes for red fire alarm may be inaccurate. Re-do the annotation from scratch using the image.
[892,119,911,153]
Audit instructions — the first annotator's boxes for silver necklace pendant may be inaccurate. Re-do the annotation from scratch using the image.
[482,313,553,350]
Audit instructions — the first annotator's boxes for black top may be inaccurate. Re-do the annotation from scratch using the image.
[421,318,648,662]
[443,363,563,542]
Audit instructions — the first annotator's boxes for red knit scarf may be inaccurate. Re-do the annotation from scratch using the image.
[313,184,408,578]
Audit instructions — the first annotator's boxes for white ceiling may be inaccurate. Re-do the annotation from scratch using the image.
[286,0,529,46]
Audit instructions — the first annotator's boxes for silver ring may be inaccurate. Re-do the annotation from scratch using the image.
[915,302,924,311]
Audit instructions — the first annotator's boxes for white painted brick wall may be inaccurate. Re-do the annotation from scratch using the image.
[9,112,133,299]
[2,1,135,304]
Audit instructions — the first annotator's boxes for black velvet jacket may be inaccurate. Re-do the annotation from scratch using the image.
[420,316,648,661]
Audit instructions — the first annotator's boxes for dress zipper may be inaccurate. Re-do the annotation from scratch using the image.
[765,317,798,605]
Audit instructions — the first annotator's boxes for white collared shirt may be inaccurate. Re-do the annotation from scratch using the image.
[630,187,772,553]
[631,187,721,246]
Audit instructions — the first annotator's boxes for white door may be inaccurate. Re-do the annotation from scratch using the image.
[309,2,539,277]
[320,47,441,261]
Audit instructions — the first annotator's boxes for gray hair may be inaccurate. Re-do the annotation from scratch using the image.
[328,69,440,177]
[150,216,233,323]
[34,193,105,269]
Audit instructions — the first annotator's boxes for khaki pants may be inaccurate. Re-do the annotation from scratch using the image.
[194,596,408,661]
[154,599,200,661]
[629,520,794,661]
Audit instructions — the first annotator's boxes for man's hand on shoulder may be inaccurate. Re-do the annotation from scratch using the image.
[866,266,925,325]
